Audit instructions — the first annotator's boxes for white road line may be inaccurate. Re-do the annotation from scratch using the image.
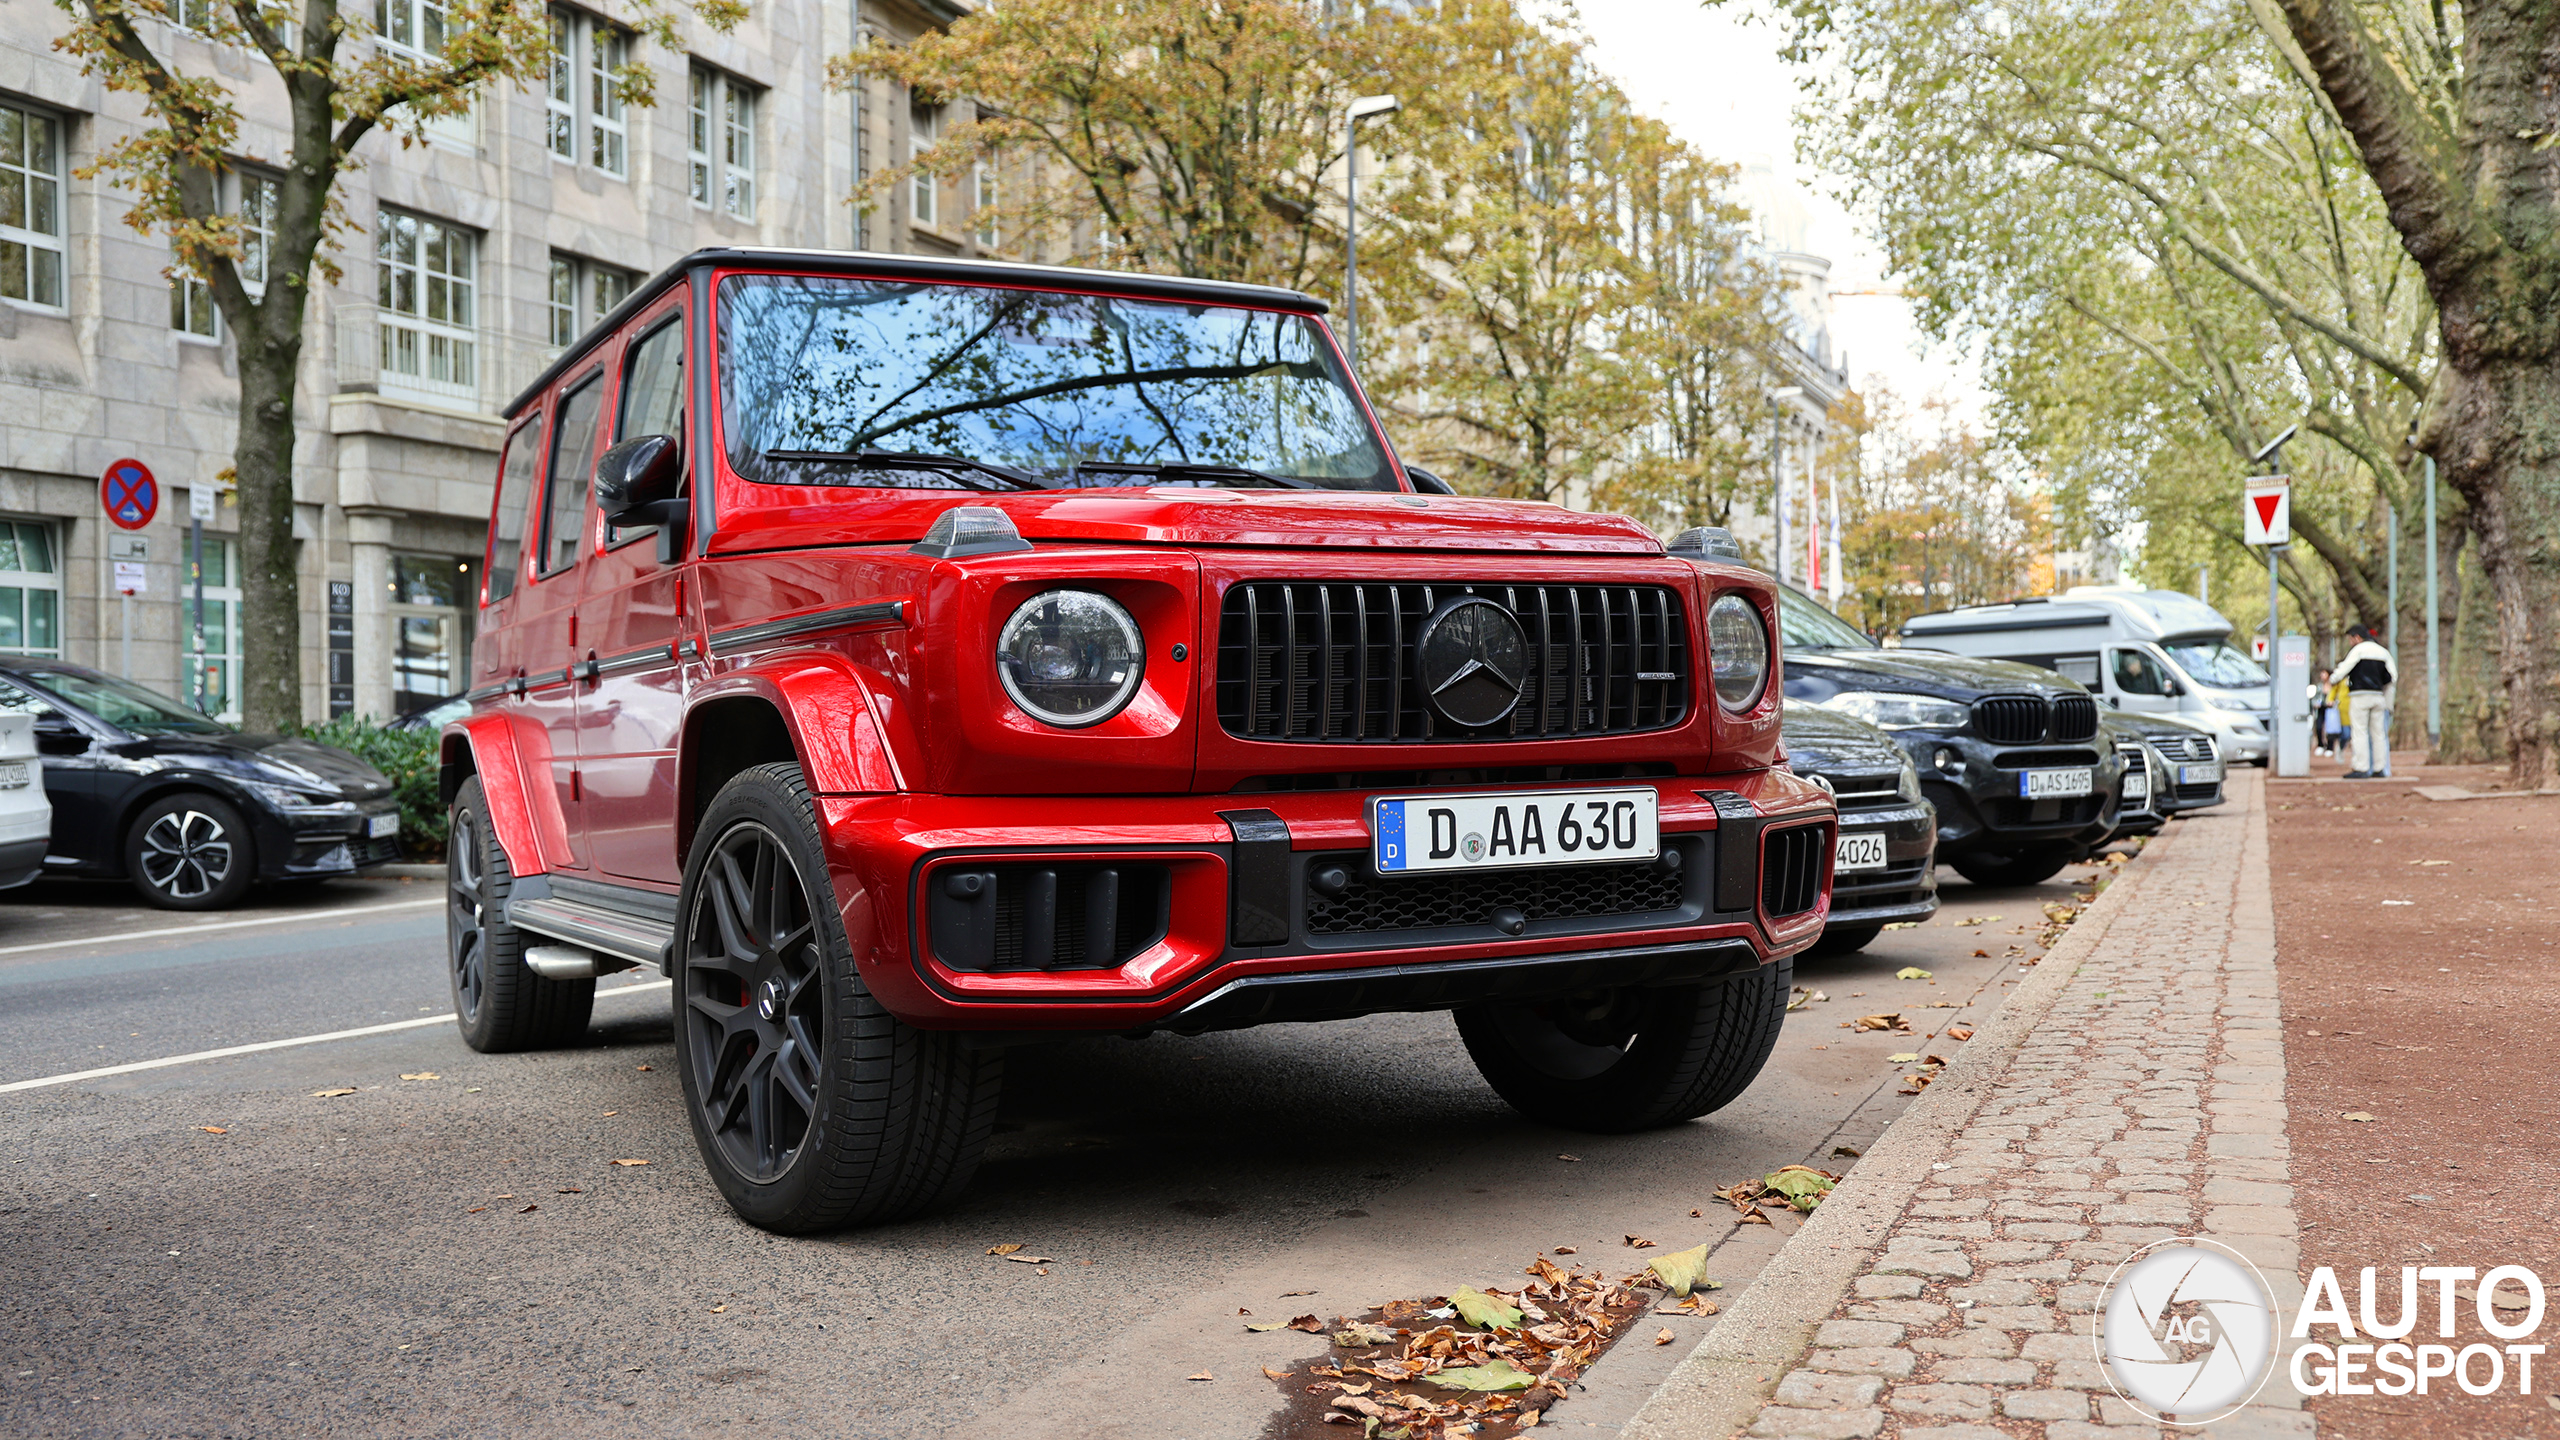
[0,979,672,1095]
[0,897,445,960]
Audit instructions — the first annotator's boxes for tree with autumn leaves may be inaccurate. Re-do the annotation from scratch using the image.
[50,0,739,732]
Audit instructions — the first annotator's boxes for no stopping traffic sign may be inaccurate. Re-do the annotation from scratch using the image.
[101,459,159,531]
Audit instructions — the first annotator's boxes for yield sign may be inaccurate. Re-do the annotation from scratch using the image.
[2242,475,2290,546]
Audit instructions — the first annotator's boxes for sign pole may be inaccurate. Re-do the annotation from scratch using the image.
[2425,455,2441,747]
[2268,541,2281,756]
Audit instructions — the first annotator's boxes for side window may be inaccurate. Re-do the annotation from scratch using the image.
[539,374,605,577]
[2112,648,2167,696]
[609,316,686,546]
[487,415,544,602]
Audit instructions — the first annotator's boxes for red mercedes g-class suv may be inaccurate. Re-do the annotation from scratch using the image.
[441,249,1834,1232]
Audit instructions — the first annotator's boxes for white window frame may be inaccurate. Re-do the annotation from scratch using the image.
[688,65,757,220]
[910,101,938,229]
[1,101,66,312]
[169,169,281,341]
[0,521,63,661]
[546,250,633,352]
[588,22,627,176]
[375,207,478,406]
[183,535,243,722]
[546,8,628,177]
[374,0,476,150]
[545,10,575,159]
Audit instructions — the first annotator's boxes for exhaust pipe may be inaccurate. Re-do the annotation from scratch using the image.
[525,944,627,979]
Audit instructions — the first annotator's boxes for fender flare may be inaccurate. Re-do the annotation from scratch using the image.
[440,711,566,878]
[684,650,905,797]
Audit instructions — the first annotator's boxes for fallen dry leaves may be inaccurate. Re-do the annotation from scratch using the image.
[309,1088,357,1098]
[196,1126,227,1135]
[611,1158,650,1166]
[400,1072,440,1081]
[1851,1013,1910,1034]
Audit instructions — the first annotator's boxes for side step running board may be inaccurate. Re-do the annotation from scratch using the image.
[507,877,678,973]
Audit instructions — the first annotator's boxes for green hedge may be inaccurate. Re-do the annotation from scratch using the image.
[290,715,446,858]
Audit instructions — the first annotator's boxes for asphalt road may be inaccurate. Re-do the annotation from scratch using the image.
[0,861,2123,1439]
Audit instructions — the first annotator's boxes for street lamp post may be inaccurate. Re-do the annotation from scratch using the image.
[1342,94,1400,372]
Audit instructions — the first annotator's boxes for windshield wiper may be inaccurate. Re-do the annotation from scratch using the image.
[764,449,1049,491]
[1071,460,1321,490]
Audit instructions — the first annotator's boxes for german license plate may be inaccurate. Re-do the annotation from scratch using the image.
[2018,768,2093,799]
[1834,830,1888,872]
[1371,788,1658,875]
[2175,762,2219,786]
[2123,769,2149,800]
[0,761,28,790]
[367,812,400,839]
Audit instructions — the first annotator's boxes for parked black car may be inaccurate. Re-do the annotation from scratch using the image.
[1772,588,2132,890]
[0,661,401,909]
[1781,699,1938,954]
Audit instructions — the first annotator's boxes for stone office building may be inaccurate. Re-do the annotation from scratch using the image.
[0,0,973,723]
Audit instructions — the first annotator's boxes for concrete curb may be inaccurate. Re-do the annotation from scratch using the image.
[1619,827,2184,1440]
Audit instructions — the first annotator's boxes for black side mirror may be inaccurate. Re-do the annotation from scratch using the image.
[1405,466,1456,495]
[595,435,687,559]
[32,709,84,755]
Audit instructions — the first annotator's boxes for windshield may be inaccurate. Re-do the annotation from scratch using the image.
[18,667,230,735]
[2163,642,2267,689]
[716,275,1396,490]
[1777,590,1875,650]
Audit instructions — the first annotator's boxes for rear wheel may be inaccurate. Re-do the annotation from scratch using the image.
[1454,959,1791,1132]
[1808,923,1882,956]
[447,777,593,1051]
[1949,851,2071,888]
[674,762,1003,1232]
[124,793,255,910]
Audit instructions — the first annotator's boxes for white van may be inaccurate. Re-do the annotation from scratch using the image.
[1900,587,2272,765]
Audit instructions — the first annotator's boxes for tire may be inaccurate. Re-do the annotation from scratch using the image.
[1949,851,2071,888]
[124,792,257,910]
[1454,959,1792,1133]
[1808,923,1882,956]
[447,776,594,1051]
[673,762,1003,1232]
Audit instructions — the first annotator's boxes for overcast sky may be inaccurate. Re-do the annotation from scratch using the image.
[1573,0,1990,423]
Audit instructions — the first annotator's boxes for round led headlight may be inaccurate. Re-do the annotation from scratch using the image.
[996,589,1144,728]
[1706,594,1770,712]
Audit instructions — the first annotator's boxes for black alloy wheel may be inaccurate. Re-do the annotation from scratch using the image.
[446,776,593,1051]
[674,762,1003,1232]
[1453,958,1792,1132]
[683,819,829,1183]
[124,793,255,910]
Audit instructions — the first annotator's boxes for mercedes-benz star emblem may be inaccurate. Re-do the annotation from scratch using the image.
[1417,596,1528,729]
[755,977,786,1023]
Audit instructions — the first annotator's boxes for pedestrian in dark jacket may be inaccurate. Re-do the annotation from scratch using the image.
[2336,625,2396,778]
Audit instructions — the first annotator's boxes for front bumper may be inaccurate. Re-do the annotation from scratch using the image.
[1827,798,1938,930]
[1897,732,2127,859]
[268,805,404,879]
[811,770,1836,1032]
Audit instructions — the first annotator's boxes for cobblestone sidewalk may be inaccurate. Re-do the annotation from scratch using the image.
[1629,772,2309,1440]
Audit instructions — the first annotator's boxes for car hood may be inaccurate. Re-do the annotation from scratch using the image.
[2101,711,2215,741]
[1781,702,1907,773]
[144,733,396,800]
[1781,648,2087,703]
[709,488,1667,555]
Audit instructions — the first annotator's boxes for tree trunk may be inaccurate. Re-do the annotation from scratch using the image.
[232,314,304,735]
[2438,357,2560,787]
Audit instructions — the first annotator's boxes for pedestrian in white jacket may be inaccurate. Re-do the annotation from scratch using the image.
[2336,624,2396,778]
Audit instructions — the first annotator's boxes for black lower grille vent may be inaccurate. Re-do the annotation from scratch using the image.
[929,862,1170,972]
[1305,848,1690,937]
[1761,825,1828,917]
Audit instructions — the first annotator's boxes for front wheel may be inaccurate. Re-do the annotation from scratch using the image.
[447,776,593,1051]
[1949,851,2071,888]
[125,793,256,910]
[674,762,1003,1232]
[1454,959,1791,1132]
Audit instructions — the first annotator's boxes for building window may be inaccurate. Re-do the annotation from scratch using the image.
[182,536,242,721]
[169,170,281,339]
[375,208,477,404]
[0,522,62,660]
[376,0,447,55]
[974,161,999,249]
[168,0,216,32]
[910,101,938,228]
[546,251,633,350]
[391,553,474,716]
[172,259,217,338]
[1,102,65,310]
[545,9,627,176]
[689,66,757,219]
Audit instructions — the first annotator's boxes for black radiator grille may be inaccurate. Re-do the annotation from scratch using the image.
[1973,696,2049,744]
[1217,581,1688,743]
[2052,694,2098,741]
[1761,824,1829,917]
[1305,850,1689,936]
[928,862,1170,973]
[2173,782,2221,802]
[2150,734,2217,764]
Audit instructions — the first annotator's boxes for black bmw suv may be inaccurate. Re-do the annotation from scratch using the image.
[0,662,400,909]
[1774,590,2131,889]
